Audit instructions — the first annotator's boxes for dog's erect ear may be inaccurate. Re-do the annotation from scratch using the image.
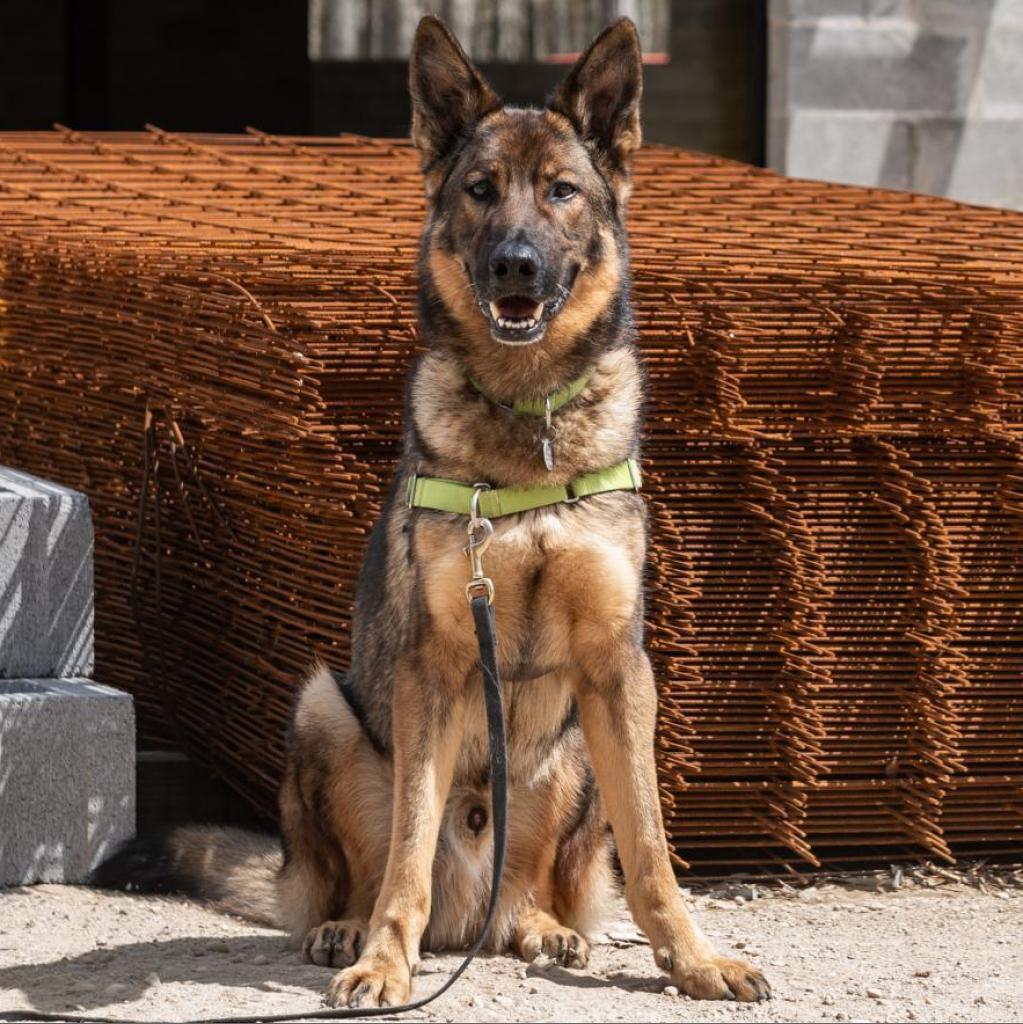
[409,16,500,184]
[549,18,643,198]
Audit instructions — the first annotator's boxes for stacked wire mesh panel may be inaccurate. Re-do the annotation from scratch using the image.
[1,129,1021,872]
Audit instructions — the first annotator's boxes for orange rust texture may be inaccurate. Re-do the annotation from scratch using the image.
[1,128,1021,872]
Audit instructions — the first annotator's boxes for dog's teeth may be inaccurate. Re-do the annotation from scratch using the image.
[493,312,541,332]
[489,300,549,335]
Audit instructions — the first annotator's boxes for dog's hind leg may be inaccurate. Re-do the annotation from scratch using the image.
[506,821,583,967]
[298,808,388,972]
[277,762,351,960]
[551,766,616,944]
[511,752,615,971]
[279,665,394,968]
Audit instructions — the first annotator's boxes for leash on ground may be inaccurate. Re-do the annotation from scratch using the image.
[0,499,507,1024]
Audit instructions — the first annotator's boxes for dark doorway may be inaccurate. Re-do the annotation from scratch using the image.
[0,1,766,164]
[0,0,309,134]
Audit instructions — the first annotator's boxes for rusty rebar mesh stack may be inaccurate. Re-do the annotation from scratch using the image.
[1,129,1021,873]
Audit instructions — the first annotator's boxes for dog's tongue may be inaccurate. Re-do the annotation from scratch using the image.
[496,295,541,319]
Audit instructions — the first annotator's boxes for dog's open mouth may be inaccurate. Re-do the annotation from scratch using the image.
[487,295,545,340]
[480,278,575,345]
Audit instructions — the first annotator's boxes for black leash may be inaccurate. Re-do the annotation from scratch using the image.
[0,594,507,1024]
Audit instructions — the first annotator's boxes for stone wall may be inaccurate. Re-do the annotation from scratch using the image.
[769,0,1023,210]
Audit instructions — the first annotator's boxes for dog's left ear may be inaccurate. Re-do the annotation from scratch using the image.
[409,16,501,191]
[549,18,643,200]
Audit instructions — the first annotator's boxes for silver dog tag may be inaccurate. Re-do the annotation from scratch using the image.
[541,395,556,471]
[541,436,555,472]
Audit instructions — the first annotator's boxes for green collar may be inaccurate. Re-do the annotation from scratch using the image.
[468,367,594,418]
[406,458,641,519]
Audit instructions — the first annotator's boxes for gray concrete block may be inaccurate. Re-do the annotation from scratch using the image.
[0,468,94,679]
[0,678,135,885]
[970,21,1023,113]
[784,0,866,17]
[786,21,967,113]
[863,0,917,17]
[781,111,914,190]
[770,0,1023,210]
[920,1,1004,35]
[914,117,1023,212]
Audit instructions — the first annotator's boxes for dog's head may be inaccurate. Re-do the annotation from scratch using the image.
[410,16,642,350]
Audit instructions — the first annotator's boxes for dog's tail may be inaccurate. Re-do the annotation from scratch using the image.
[91,824,282,928]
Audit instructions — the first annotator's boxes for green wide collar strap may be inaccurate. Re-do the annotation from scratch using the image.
[468,367,594,417]
[406,458,642,519]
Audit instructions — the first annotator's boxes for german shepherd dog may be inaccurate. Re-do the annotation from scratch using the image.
[97,16,770,1009]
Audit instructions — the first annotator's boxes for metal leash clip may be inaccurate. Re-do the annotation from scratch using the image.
[464,483,495,604]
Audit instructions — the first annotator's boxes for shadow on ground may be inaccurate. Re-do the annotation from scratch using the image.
[0,934,312,1014]
[0,931,661,1015]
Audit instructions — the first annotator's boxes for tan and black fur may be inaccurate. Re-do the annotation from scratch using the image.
[95,16,770,1007]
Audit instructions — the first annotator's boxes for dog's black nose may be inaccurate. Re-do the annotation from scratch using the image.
[489,240,541,283]
[467,805,488,835]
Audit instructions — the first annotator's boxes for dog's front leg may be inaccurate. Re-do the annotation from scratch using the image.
[574,645,771,1002]
[325,652,465,1009]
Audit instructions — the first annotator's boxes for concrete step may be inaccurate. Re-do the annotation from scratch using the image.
[0,678,135,885]
[0,468,94,679]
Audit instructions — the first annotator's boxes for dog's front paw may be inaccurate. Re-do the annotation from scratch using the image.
[663,950,771,1002]
[519,925,590,969]
[324,954,412,1008]
[302,918,367,968]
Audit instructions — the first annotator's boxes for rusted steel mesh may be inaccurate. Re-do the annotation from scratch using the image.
[1,128,1021,872]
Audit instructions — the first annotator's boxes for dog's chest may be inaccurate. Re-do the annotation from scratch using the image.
[414,499,642,676]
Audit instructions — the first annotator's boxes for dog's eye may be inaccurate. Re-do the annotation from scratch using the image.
[466,180,492,201]
[550,181,578,201]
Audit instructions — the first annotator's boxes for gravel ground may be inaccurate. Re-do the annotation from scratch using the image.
[1,878,1021,1023]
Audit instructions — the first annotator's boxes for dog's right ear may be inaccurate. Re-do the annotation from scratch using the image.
[409,16,500,190]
